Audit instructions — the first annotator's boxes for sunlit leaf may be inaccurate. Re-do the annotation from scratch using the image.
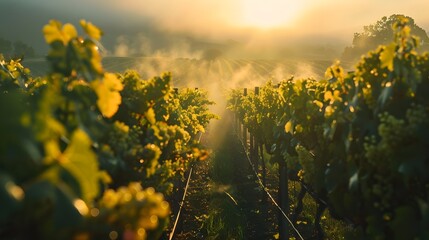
[62,129,99,202]
[324,106,334,117]
[295,124,303,133]
[0,175,23,220]
[285,120,293,133]
[43,20,77,45]
[313,100,323,109]
[99,171,112,184]
[91,73,123,118]
[43,20,63,44]
[62,23,78,43]
[324,91,333,102]
[145,108,156,125]
[380,43,396,71]
[273,233,280,240]
[44,139,62,164]
[80,20,102,40]
[402,25,411,37]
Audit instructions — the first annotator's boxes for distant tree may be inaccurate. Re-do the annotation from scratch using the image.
[0,38,35,59]
[13,41,35,58]
[342,14,429,60]
[0,38,12,55]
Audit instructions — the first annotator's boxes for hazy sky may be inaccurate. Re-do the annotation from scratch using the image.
[1,0,429,56]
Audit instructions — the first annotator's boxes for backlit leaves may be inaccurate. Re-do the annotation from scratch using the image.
[285,120,293,133]
[228,17,429,240]
[43,20,77,45]
[91,73,123,118]
[145,108,156,125]
[80,20,102,40]
[61,129,99,202]
[380,43,396,71]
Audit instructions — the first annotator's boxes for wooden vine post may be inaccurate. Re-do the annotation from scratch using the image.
[254,87,267,202]
[242,88,248,150]
[277,152,289,240]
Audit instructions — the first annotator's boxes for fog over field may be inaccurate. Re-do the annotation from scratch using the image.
[1,0,429,59]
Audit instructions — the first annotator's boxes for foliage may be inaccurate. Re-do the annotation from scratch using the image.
[0,20,216,239]
[229,17,429,239]
[342,14,429,60]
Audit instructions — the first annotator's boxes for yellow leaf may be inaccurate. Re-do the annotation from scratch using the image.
[295,124,303,133]
[44,140,61,164]
[325,106,334,117]
[62,129,99,202]
[285,120,293,133]
[43,20,63,44]
[313,100,323,109]
[80,20,102,40]
[99,170,112,184]
[402,25,411,37]
[333,90,341,99]
[42,20,78,45]
[273,233,279,240]
[62,23,78,43]
[145,108,156,125]
[91,73,123,118]
[324,91,333,102]
[380,43,396,71]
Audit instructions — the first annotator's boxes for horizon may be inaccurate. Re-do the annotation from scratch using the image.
[1,0,429,59]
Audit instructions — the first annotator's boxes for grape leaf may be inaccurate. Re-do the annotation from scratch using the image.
[145,108,156,125]
[61,129,99,202]
[43,20,63,44]
[62,23,78,42]
[80,20,102,40]
[43,20,77,45]
[380,43,396,71]
[91,73,123,118]
[285,120,293,133]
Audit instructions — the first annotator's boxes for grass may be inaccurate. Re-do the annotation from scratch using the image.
[204,148,247,240]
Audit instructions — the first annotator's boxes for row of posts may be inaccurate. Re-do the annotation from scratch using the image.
[235,87,290,240]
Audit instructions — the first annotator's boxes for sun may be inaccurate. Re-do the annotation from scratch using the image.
[237,0,304,29]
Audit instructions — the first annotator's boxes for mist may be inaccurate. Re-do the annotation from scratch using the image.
[1,0,429,107]
[2,0,428,59]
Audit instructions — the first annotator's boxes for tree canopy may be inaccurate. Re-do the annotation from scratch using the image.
[342,14,429,60]
[0,37,35,59]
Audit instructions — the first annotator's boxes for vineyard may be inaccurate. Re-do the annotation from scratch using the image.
[24,56,337,89]
[1,17,429,240]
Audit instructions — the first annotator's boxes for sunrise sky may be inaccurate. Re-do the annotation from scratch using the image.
[1,0,429,57]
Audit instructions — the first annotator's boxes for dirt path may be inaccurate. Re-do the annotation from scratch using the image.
[165,111,278,239]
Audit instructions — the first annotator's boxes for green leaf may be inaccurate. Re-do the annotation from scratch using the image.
[24,181,83,235]
[325,162,345,192]
[91,73,123,118]
[61,129,99,202]
[80,20,102,40]
[380,43,396,71]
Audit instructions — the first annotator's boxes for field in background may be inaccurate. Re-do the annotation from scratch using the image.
[24,57,352,88]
